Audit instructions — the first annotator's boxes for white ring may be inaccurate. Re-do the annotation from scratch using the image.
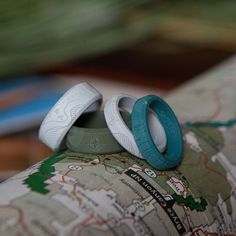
[104,94,167,158]
[39,82,102,151]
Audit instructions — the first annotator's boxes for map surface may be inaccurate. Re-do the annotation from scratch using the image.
[1,57,236,235]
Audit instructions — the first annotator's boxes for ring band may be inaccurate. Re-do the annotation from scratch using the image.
[39,82,102,151]
[104,94,167,158]
[66,111,131,154]
[131,95,183,170]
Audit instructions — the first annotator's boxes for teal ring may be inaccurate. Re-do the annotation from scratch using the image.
[131,95,183,170]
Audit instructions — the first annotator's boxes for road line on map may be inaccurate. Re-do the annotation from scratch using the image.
[0,205,33,236]
[181,205,192,230]
[180,79,236,123]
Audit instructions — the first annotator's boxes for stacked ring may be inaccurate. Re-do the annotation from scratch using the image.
[104,94,167,158]
[66,111,131,154]
[131,95,183,170]
[38,82,182,171]
[39,82,102,151]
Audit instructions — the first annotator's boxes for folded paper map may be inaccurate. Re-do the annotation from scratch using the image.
[0,57,236,235]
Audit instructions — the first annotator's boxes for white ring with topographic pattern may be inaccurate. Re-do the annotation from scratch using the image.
[39,82,102,151]
[104,94,167,158]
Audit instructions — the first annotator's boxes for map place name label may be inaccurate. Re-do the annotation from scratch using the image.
[125,169,186,235]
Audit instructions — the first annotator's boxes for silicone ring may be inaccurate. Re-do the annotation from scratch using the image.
[39,82,102,151]
[66,111,131,154]
[104,94,167,158]
[131,95,183,170]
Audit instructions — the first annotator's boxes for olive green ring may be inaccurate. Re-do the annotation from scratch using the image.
[66,111,131,154]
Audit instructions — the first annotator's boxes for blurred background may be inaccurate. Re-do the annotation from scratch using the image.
[0,0,235,180]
